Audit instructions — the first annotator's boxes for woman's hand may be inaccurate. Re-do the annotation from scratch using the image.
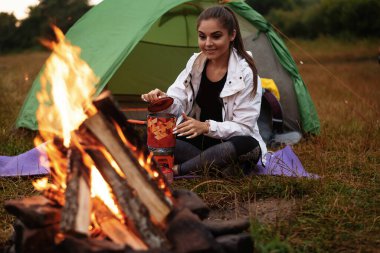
[141,88,167,102]
[173,113,209,139]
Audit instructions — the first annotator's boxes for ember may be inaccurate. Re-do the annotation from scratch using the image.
[4,27,254,253]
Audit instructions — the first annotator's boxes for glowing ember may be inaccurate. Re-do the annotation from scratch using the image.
[32,177,49,191]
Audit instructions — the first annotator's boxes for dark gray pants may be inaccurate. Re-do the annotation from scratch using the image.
[174,135,261,176]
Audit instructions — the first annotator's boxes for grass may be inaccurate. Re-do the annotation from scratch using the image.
[0,37,379,252]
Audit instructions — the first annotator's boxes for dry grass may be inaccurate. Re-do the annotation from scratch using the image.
[0,51,49,245]
[0,37,379,252]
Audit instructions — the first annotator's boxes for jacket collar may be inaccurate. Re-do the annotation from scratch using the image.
[189,48,247,98]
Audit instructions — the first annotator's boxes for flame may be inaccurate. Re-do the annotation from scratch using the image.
[36,25,98,147]
[113,120,172,197]
[31,26,172,241]
[32,27,124,219]
[33,26,98,194]
[113,120,137,152]
[32,177,49,191]
[99,147,126,179]
[91,166,123,220]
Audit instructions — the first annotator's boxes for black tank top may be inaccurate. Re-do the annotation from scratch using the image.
[196,62,227,122]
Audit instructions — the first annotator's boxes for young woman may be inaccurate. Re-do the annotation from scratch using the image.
[141,6,267,176]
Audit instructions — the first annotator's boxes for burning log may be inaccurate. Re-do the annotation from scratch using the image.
[40,187,65,207]
[92,197,147,250]
[82,110,172,224]
[92,91,172,199]
[93,91,146,152]
[84,147,169,249]
[60,147,92,236]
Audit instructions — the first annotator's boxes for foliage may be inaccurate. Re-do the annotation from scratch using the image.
[0,13,17,53]
[250,220,294,253]
[0,0,91,52]
[246,0,295,15]
[266,0,380,38]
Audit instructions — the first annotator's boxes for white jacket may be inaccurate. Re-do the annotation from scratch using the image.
[166,48,267,164]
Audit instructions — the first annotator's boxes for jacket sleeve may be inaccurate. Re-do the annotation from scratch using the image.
[205,68,262,139]
[164,53,198,121]
[165,68,189,118]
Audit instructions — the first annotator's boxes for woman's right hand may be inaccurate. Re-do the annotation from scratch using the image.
[141,88,167,102]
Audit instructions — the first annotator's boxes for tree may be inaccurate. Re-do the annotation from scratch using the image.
[0,13,17,52]
[10,0,91,50]
[246,0,295,15]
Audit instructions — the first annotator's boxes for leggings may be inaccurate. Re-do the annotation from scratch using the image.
[174,135,261,175]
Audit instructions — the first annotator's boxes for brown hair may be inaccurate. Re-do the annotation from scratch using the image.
[197,6,258,95]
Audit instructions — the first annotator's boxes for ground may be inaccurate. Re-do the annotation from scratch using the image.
[1,37,379,252]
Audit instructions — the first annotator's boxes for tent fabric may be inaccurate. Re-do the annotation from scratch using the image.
[16,0,190,130]
[244,32,301,132]
[15,0,320,136]
[227,1,320,134]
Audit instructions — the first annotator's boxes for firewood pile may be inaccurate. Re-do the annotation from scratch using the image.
[3,92,254,253]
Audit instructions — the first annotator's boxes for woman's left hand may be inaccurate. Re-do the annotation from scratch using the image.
[173,113,209,139]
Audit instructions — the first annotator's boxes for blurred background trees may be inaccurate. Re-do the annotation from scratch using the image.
[0,0,379,53]
[0,0,90,53]
[248,0,380,39]
[0,13,17,52]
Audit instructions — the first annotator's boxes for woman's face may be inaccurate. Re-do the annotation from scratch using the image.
[197,18,235,62]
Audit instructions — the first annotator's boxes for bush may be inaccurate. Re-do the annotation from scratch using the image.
[266,0,380,38]
[0,13,18,53]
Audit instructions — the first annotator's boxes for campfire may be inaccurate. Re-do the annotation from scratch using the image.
[4,27,253,253]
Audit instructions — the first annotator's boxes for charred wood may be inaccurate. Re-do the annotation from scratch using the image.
[92,91,145,152]
[57,235,124,253]
[202,219,250,236]
[166,208,223,253]
[172,189,210,220]
[11,220,59,253]
[58,235,175,253]
[215,233,253,253]
[91,92,172,204]
[92,197,147,250]
[86,149,169,249]
[48,137,69,188]
[4,196,61,228]
[60,148,91,236]
[40,187,65,207]
[83,112,171,224]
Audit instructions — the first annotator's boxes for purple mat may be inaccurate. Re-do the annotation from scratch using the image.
[0,144,50,177]
[0,144,318,179]
[256,145,319,178]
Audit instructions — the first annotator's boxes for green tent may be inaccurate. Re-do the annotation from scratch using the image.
[16,0,320,138]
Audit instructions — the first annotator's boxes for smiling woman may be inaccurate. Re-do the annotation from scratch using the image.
[0,0,103,20]
[141,6,267,177]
